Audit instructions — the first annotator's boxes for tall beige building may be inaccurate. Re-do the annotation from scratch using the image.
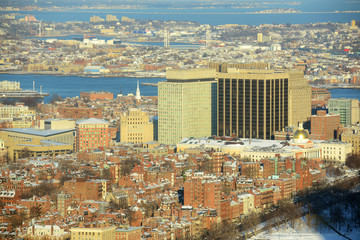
[217,68,311,139]
[119,108,153,143]
[158,69,217,145]
[287,70,312,126]
[341,131,360,155]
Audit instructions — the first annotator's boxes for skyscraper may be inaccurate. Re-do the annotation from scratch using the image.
[158,69,217,145]
[217,68,311,139]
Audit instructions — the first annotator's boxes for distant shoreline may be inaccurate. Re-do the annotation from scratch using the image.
[4,10,360,15]
[311,85,360,90]
[0,71,165,79]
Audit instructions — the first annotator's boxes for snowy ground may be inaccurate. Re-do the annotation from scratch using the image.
[251,218,360,240]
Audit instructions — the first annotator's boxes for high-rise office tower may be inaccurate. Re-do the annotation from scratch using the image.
[328,98,359,126]
[158,69,217,145]
[217,68,311,139]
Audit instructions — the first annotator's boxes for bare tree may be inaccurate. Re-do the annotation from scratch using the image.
[30,205,42,218]
[345,154,360,169]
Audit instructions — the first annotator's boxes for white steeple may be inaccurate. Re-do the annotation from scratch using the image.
[135,80,141,101]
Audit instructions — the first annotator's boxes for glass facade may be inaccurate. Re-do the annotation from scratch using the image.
[218,77,289,139]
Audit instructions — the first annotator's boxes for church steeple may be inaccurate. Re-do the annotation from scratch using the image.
[135,80,141,101]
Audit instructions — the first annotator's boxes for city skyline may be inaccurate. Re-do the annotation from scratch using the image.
[0,0,359,240]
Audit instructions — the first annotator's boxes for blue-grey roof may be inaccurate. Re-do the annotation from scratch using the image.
[76,118,110,125]
[116,227,142,232]
[18,140,70,147]
[0,128,75,137]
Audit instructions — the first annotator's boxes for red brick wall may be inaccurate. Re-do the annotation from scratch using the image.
[80,92,114,100]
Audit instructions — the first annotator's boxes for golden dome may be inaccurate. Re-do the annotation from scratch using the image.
[293,128,309,140]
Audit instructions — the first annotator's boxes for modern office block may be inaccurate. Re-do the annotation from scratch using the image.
[217,68,311,139]
[328,98,359,126]
[158,69,217,145]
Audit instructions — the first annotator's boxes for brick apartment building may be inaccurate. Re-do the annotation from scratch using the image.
[76,118,110,152]
[310,110,340,140]
[184,175,221,214]
[63,178,109,201]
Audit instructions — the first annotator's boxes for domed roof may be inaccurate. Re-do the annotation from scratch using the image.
[293,128,309,140]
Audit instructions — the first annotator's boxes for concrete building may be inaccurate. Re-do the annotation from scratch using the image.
[257,33,263,43]
[237,193,255,216]
[158,69,217,145]
[90,15,105,23]
[0,105,34,118]
[106,14,119,22]
[270,44,281,51]
[310,110,340,140]
[119,108,153,144]
[27,224,70,240]
[314,140,352,163]
[178,131,350,162]
[70,225,116,240]
[217,68,311,139]
[57,192,72,217]
[0,80,21,91]
[84,66,107,75]
[39,119,75,130]
[328,99,359,126]
[0,128,75,161]
[341,130,360,155]
[75,118,110,152]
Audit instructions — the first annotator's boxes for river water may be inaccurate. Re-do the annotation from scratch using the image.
[1,74,359,103]
[4,0,359,26]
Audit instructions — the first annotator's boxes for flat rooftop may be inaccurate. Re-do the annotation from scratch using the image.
[1,128,75,137]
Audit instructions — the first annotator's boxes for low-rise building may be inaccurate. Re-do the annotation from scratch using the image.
[0,128,75,161]
[341,130,360,155]
[26,224,70,240]
[115,227,142,240]
[70,225,116,240]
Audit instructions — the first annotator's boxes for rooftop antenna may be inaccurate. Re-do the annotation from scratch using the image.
[164,30,169,48]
